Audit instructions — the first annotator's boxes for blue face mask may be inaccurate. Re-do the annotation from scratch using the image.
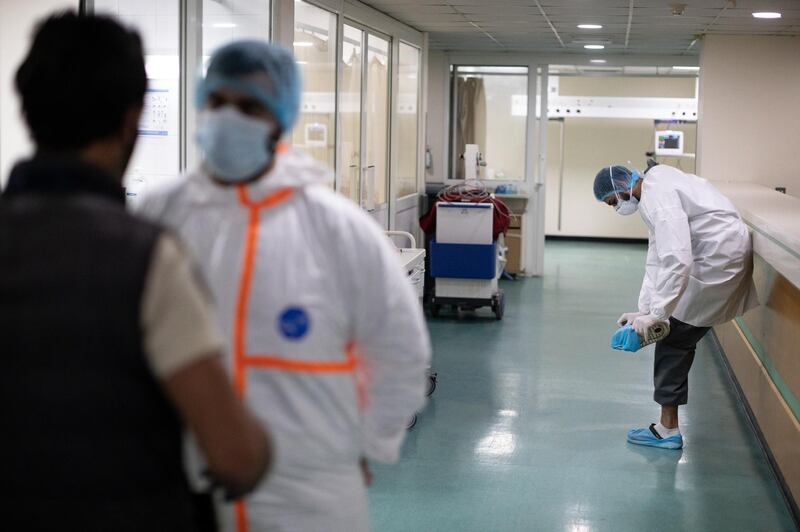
[196,107,275,183]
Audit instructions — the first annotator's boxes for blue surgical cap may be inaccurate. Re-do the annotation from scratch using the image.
[593,165,638,202]
[196,40,302,133]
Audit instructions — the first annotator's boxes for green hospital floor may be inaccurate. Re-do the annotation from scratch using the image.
[369,240,797,532]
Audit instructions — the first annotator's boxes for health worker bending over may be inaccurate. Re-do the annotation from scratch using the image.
[594,164,758,450]
[139,41,431,531]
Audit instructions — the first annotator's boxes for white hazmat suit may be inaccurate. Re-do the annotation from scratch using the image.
[637,165,759,327]
[139,146,431,532]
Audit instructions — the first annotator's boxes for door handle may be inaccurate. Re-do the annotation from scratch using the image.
[364,166,376,212]
[345,164,358,202]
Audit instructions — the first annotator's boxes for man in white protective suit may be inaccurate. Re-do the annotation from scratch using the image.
[138,41,431,532]
[593,164,758,451]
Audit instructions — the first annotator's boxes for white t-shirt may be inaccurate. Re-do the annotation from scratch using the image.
[140,234,224,378]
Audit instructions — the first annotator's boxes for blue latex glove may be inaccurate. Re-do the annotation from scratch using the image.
[610,325,642,352]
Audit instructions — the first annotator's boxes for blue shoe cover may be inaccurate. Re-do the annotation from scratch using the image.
[611,321,671,352]
[627,424,683,450]
[611,325,641,352]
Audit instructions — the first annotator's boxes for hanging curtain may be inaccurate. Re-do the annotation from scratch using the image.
[455,76,486,179]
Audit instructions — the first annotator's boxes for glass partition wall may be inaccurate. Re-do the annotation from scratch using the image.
[93,0,182,206]
[451,66,529,182]
[89,1,423,229]
[293,1,337,178]
[202,0,271,68]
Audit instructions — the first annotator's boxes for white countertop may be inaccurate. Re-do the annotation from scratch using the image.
[713,182,800,256]
[712,181,800,288]
[494,193,529,199]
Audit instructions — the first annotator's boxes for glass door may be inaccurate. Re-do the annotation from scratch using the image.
[396,42,421,199]
[364,33,390,214]
[338,21,391,224]
[339,24,363,204]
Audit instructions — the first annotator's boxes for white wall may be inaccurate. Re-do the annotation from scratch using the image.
[698,35,800,197]
[0,0,77,187]
[547,118,651,239]
[545,117,697,239]
[541,75,697,239]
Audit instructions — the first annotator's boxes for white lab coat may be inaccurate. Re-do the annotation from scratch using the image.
[138,147,431,532]
[637,165,759,327]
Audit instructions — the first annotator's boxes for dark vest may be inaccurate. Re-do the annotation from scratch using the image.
[0,158,198,531]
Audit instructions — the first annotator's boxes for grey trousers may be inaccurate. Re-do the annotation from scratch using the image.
[653,317,711,406]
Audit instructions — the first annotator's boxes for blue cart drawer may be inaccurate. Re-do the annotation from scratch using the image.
[430,241,496,279]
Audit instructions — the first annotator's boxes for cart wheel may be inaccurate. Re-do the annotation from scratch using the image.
[407,414,418,430]
[426,374,438,397]
[492,293,505,320]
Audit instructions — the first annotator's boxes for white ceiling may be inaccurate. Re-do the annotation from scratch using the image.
[357,0,800,56]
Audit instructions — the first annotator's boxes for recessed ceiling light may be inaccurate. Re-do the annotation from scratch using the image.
[578,24,603,29]
[752,12,782,19]
[296,61,309,65]
[293,41,314,47]
[584,44,605,50]
[590,59,607,63]
[673,66,700,71]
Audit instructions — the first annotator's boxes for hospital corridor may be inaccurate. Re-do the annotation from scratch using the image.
[370,241,795,531]
[1,0,799,531]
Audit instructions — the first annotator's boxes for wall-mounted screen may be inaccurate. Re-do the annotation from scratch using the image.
[655,130,684,156]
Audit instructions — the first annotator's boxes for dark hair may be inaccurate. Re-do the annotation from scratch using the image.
[15,11,147,151]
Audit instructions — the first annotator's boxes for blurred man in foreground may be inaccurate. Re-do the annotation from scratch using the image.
[1,13,271,530]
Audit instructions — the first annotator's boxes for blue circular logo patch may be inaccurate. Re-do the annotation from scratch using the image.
[278,307,311,341]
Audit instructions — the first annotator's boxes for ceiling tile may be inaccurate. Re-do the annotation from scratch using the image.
[358,0,800,55]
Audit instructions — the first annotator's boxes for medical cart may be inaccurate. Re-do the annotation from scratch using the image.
[427,202,507,320]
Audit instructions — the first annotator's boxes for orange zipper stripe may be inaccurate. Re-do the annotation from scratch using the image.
[231,184,361,532]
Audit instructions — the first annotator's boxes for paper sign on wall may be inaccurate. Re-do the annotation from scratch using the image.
[139,89,170,136]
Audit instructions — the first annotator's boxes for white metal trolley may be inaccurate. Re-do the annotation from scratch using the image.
[385,231,438,429]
